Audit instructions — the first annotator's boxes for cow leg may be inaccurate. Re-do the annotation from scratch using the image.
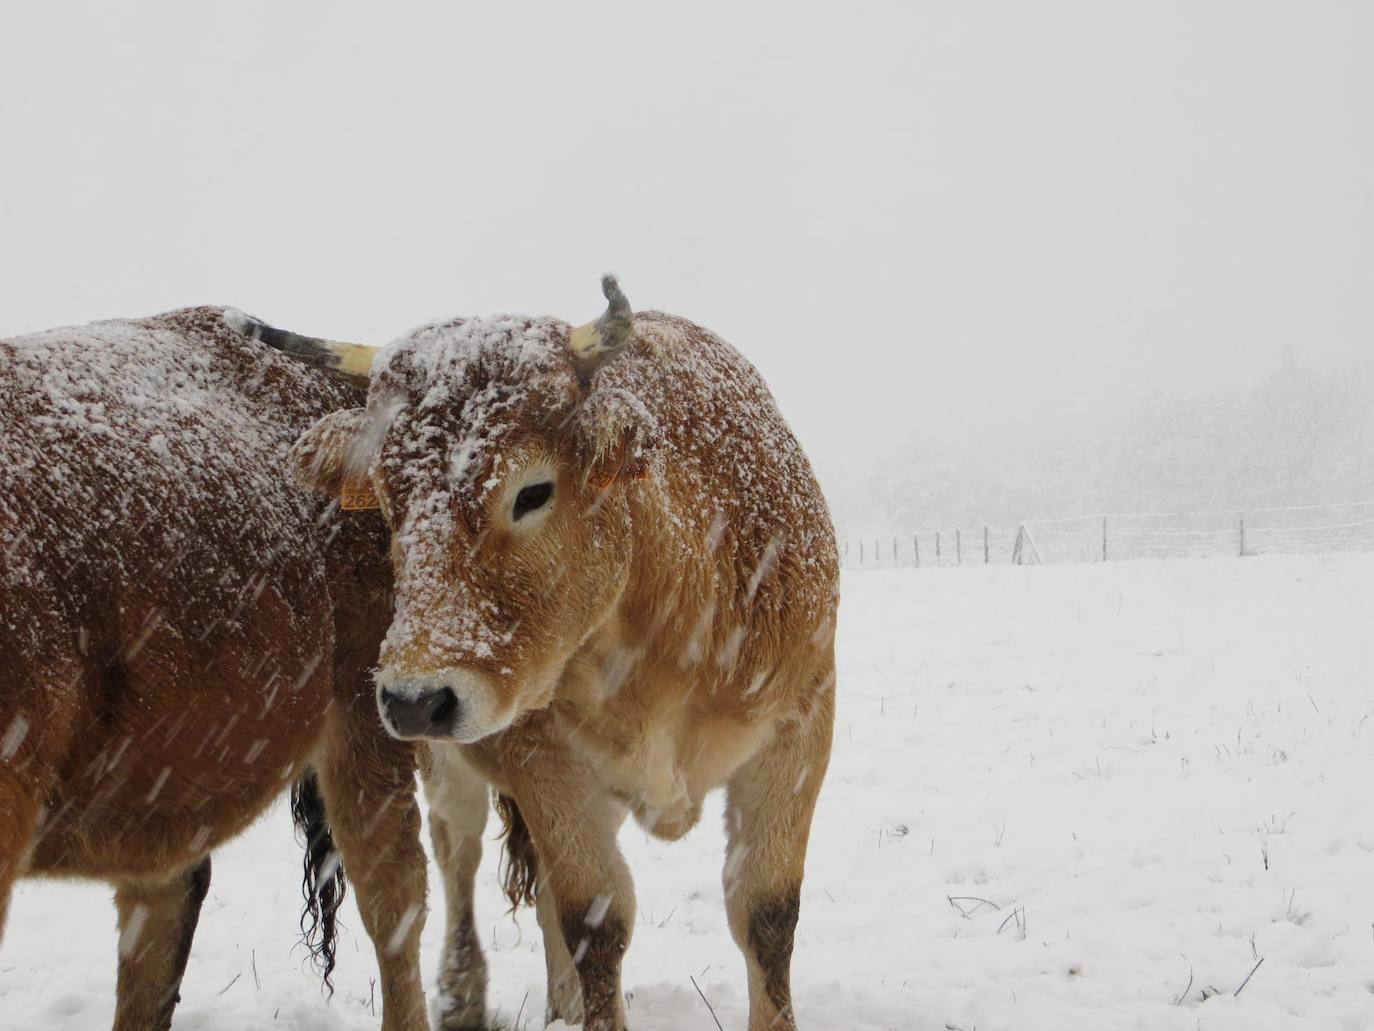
[535,872,585,1025]
[419,745,490,1030]
[723,689,835,1031]
[0,773,42,941]
[1,662,79,941]
[315,706,430,1031]
[111,857,212,1031]
[515,781,631,1031]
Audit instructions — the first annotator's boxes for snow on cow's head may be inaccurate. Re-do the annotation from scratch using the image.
[291,278,659,743]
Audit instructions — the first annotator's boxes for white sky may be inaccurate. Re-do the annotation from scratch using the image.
[3,1,1370,489]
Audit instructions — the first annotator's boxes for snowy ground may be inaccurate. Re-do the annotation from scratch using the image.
[5,553,1374,1030]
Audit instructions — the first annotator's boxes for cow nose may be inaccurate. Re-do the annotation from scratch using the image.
[378,685,461,739]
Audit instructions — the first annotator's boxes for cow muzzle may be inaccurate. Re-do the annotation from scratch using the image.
[378,683,461,739]
[373,667,509,743]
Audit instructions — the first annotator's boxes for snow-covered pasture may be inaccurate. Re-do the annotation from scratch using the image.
[5,553,1373,1030]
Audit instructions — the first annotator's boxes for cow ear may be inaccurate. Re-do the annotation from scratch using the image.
[575,386,659,488]
[291,408,379,509]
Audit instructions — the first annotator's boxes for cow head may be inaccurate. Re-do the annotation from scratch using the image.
[287,277,657,742]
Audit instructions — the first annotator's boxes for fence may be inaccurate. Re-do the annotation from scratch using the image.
[839,500,1374,570]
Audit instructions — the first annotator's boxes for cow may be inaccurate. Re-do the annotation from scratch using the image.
[0,307,439,1030]
[268,277,840,1031]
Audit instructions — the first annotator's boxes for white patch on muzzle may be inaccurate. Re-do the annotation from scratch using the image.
[373,665,513,744]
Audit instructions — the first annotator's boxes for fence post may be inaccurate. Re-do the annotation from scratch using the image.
[875,539,880,565]
[1239,514,1246,557]
[1102,516,1108,562]
[893,536,898,566]
[984,525,990,564]
[859,540,864,565]
[956,528,962,565]
[936,531,942,562]
[914,534,920,568]
[1012,524,1043,565]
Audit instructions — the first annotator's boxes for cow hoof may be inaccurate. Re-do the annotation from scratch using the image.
[435,996,487,1031]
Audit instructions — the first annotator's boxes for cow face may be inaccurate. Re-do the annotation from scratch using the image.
[294,310,654,743]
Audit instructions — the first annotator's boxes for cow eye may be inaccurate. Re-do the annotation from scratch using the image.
[513,481,554,521]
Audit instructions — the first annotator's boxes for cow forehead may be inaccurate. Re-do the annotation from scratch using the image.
[372,314,579,508]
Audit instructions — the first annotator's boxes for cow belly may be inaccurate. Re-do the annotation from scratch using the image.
[31,774,293,880]
[30,685,324,879]
[28,606,333,880]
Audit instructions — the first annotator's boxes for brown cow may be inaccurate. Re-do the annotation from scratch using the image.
[273,278,840,1031]
[0,307,434,1030]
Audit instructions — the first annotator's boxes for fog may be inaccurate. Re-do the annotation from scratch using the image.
[3,1,1370,510]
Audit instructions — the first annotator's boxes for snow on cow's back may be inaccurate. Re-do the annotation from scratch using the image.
[612,311,839,594]
[630,313,832,516]
[0,306,361,651]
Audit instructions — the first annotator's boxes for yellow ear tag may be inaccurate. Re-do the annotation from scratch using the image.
[340,476,380,511]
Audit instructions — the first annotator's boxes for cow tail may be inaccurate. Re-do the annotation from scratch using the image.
[291,768,347,994]
[494,792,539,911]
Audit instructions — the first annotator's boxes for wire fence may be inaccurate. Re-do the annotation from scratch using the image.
[839,500,1374,570]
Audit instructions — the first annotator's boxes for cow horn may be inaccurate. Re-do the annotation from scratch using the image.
[568,274,633,373]
[224,308,378,385]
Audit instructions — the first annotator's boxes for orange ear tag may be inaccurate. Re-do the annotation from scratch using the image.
[340,475,380,511]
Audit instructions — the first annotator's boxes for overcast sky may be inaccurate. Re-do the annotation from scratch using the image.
[3,1,1370,490]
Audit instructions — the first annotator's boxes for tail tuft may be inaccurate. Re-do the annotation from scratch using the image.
[291,769,347,993]
[494,792,539,911]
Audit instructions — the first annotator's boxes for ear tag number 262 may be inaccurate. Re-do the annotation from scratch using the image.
[340,476,380,512]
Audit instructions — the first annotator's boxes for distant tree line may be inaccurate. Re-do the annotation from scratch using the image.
[835,359,1374,538]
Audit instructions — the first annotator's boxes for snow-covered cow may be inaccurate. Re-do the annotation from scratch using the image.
[0,308,431,1030]
[273,278,840,1031]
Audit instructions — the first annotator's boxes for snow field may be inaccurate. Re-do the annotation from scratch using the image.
[4,553,1373,1029]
